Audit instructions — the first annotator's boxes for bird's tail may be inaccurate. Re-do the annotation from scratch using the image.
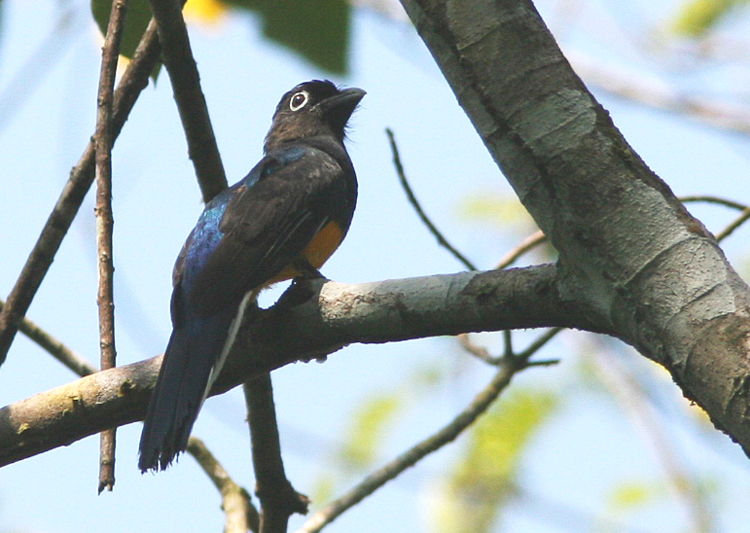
[138,311,234,472]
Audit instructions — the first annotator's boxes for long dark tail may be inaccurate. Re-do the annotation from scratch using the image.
[138,311,233,472]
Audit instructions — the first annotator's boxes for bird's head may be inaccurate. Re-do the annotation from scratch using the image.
[264,80,365,151]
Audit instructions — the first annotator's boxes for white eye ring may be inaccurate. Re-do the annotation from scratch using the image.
[289,91,310,111]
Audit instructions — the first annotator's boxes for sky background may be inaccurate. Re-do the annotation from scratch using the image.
[1,0,750,532]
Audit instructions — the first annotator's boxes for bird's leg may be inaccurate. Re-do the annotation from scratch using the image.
[292,258,327,280]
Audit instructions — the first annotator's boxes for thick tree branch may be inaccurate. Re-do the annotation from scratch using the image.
[0,19,162,365]
[398,0,750,455]
[0,266,601,467]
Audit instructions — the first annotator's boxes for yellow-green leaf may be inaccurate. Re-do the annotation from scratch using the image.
[672,0,749,37]
[433,388,558,533]
[339,394,403,470]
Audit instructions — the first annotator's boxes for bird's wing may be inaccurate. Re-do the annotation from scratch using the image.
[181,146,346,317]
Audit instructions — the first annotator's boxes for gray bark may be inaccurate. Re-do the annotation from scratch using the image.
[399,0,750,454]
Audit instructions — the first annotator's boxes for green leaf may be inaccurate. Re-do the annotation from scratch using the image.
[458,194,533,226]
[433,389,558,533]
[339,394,404,470]
[672,0,749,37]
[608,480,661,510]
[228,0,351,74]
[91,0,153,59]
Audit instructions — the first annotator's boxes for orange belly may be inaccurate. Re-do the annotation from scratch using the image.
[264,221,344,285]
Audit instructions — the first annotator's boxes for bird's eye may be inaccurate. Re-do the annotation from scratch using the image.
[289,91,309,111]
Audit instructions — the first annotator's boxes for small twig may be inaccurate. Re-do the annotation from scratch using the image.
[187,436,260,533]
[245,374,309,533]
[569,52,750,135]
[386,128,478,271]
[94,0,128,494]
[0,300,97,376]
[678,195,750,242]
[592,349,712,533]
[517,327,563,359]
[679,195,748,211]
[297,330,560,533]
[457,333,494,364]
[0,16,162,366]
[296,349,534,533]
[525,359,560,368]
[497,230,547,269]
[148,0,227,203]
[715,207,750,242]
[460,328,562,367]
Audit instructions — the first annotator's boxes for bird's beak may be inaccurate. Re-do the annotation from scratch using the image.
[318,88,366,121]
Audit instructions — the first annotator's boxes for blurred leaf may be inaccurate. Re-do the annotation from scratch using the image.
[459,194,533,226]
[184,0,227,24]
[91,0,161,80]
[672,0,749,36]
[227,0,351,74]
[608,480,660,510]
[433,389,558,533]
[310,473,336,507]
[91,0,152,59]
[340,394,404,470]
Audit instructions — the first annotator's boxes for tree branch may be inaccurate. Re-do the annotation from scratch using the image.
[0,299,97,377]
[187,436,260,533]
[0,18,162,365]
[297,334,549,533]
[148,0,227,203]
[244,375,309,532]
[94,0,128,494]
[387,127,478,271]
[398,0,750,458]
[568,52,750,136]
[0,266,603,467]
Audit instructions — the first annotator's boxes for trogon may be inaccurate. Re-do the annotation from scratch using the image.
[139,80,365,472]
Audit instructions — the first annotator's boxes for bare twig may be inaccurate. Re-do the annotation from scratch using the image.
[0,17,162,365]
[148,0,227,203]
[94,0,129,493]
[680,195,748,211]
[187,437,260,533]
[497,230,547,269]
[386,128,478,271]
[678,195,750,242]
[569,52,750,135]
[458,333,494,364]
[0,299,97,376]
[244,375,309,533]
[716,207,750,242]
[592,349,712,533]
[296,346,543,533]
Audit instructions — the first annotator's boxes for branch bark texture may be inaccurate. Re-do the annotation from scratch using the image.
[398,0,750,454]
[0,267,590,466]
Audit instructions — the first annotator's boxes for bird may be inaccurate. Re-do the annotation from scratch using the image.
[138,80,365,472]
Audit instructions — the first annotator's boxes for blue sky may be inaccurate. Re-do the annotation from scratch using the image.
[1,0,750,532]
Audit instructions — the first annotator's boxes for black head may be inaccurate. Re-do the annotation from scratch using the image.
[264,80,365,151]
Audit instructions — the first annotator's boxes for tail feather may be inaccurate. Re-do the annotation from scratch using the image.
[138,311,233,472]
